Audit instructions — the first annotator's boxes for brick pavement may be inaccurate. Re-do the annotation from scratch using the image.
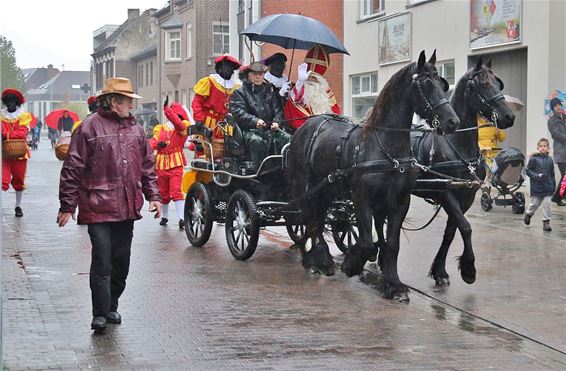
[2,142,566,370]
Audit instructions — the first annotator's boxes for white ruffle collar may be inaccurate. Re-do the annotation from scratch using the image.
[2,106,25,120]
[209,73,240,89]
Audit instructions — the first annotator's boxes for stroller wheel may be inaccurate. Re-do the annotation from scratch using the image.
[480,192,493,212]
[512,192,525,214]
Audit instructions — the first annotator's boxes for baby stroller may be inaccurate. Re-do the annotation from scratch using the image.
[480,147,525,214]
[27,132,38,150]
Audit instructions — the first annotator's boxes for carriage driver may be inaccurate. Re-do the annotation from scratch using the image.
[230,61,291,171]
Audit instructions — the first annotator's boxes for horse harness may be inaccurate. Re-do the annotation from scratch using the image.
[298,115,418,202]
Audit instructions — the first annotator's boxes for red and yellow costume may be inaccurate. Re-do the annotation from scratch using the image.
[192,55,241,139]
[284,45,340,130]
[2,90,32,192]
[478,114,507,167]
[149,103,190,204]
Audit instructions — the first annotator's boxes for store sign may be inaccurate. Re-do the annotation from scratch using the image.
[378,12,412,65]
[470,0,522,50]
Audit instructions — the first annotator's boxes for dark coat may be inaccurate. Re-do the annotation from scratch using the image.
[230,80,284,131]
[59,109,160,224]
[525,153,556,196]
[547,113,566,162]
[58,116,74,132]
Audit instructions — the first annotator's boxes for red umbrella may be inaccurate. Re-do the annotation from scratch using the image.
[29,113,38,129]
[45,109,79,129]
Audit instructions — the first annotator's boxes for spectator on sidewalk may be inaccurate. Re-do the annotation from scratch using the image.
[547,97,566,206]
[57,77,161,331]
[524,138,555,232]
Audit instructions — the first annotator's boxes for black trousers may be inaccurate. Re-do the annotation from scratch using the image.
[87,221,134,317]
[552,162,566,201]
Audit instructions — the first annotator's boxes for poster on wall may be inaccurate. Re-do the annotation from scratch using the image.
[470,0,522,50]
[378,12,411,66]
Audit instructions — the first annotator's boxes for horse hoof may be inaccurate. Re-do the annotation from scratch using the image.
[394,291,410,303]
[321,264,335,276]
[461,273,476,284]
[368,254,377,263]
[306,266,321,275]
[435,277,450,286]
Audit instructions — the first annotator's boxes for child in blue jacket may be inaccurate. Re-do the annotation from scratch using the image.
[524,138,556,231]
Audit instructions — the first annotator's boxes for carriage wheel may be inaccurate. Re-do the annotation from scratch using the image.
[184,182,214,247]
[480,192,493,212]
[512,192,525,214]
[331,222,359,254]
[225,190,260,260]
[285,221,306,245]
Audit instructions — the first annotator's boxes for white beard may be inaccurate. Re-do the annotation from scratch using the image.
[303,76,331,114]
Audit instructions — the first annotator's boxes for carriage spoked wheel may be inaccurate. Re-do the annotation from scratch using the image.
[480,192,493,212]
[331,222,359,254]
[184,182,214,247]
[512,192,525,214]
[225,190,260,260]
[285,221,306,245]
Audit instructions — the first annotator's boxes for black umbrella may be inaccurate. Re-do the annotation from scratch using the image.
[240,13,349,55]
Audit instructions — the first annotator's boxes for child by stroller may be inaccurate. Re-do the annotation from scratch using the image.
[524,138,555,231]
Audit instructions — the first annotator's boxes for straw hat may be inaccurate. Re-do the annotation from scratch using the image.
[98,78,141,99]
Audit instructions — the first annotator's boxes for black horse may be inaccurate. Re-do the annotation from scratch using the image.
[410,57,515,285]
[287,50,460,300]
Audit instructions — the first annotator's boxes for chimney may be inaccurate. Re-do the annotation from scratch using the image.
[128,9,140,20]
[46,64,59,80]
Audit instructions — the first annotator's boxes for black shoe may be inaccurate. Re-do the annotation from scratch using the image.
[179,219,185,229]
[91,316,107,330]
[543,220,552,232]
[523,213,531,225]
[15,207,23,217]
[106,311,122,324]
[556,200,566,206]
[159,217,168,226]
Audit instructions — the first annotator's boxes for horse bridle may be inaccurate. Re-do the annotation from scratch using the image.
[412,73,450,129]
[467,72,506,124]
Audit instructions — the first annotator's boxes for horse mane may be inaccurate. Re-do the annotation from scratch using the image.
[365,62,416,131]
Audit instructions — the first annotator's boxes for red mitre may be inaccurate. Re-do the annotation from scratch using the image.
[305,44,329,77]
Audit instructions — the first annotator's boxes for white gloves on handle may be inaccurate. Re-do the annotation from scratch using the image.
[279,82,291,97]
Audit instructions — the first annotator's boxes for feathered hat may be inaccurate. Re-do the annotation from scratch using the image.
[1,88,25,105]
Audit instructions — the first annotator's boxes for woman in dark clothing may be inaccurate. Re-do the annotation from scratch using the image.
[57,111,74,132]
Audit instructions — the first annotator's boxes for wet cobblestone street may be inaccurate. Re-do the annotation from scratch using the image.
[2,141,565,369]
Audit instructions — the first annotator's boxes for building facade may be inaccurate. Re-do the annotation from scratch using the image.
[24,68,90,122]
[343,0,566,155]
[229,0,345,106]
[155,0,230,120]
[91,8,159,120]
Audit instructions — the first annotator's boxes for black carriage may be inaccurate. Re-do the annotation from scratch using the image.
[181,117,360,259]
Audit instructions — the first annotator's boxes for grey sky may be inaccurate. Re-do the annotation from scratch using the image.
[0,0,166,71]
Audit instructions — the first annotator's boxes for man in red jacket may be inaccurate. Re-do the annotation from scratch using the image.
[150,102,191,229]
[57,78,161,331]
[2,88,32,217]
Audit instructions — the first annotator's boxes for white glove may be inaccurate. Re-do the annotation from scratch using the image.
[279,82,291,97]
[297,63,310,82]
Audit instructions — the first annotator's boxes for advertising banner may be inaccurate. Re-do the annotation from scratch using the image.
[470,0,521,50]
[378,12,411,65]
